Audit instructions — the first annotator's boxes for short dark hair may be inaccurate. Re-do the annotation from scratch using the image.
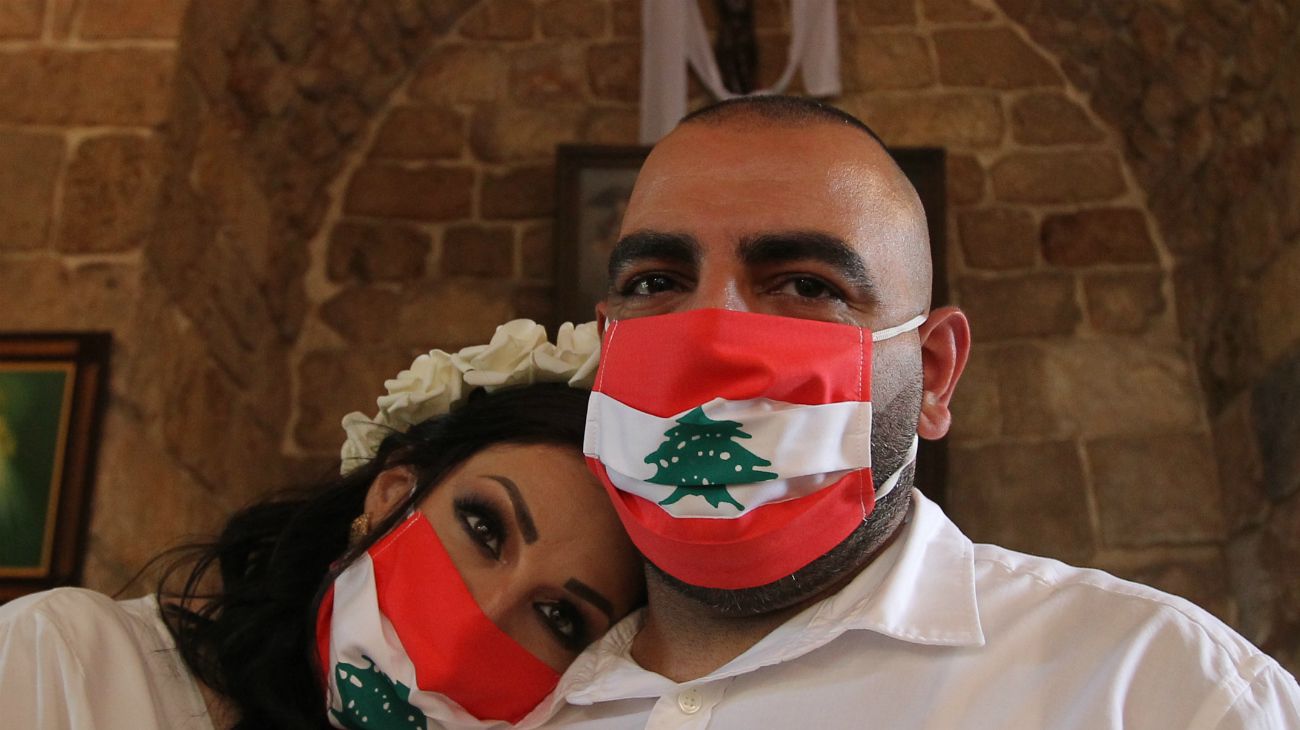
[680,95,888,150]
[159,383,592,729]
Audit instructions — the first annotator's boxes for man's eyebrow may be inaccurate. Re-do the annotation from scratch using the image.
[606,231,699,284]
[738,232,879,303]
[483,475,538,544]
[564,578,615,622]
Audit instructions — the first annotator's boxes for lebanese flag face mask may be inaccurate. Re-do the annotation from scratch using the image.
[316,512,560,727]
[583,308,925,590]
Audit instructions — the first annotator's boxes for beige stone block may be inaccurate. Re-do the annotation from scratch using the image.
[1254,242,1300,365]
[370,106,465,161]
[947,343,1000,440]
[318,281,515,351]
[1041,208,1159,267]
[82,408,226,592]
[344,164,474,221]
[470,104,583,162]
[849,93,1004,148]
[58,134,165,253]
[610,0,637,36]
[946,153,985,206]
[0,0,42,38]
[520,222,554,281]
[1092,547,1233,623]
[509,43,586,104]
[459,0,534,41]
[922,0,993,23]
[1090,432,1226,547]
[511,282,555,324]
[1010,92,1105,145]
[79,0,187,39]
[995,343,1072,437]
[540,0,606,38]
[295,348,419,452]
[1251,348,1300,501]
[410,45,507,104]
[934,27,1061,88]
[0,49,175,126]
[442,223,515,277]
[957,207,1037,270]
[0,130,62,250]
[482,164,554,220]
[948,440,1094,563]
[991,151,1126,204]
[587,41,639,102]
[853,0,916,25]
[0,256,140,330]
[327,220,431,283]
[1042,339,1205,438]
[958,272,1081,339]
[846,32,935,91]
[1212,391,1268,532]
[1083,271,1167,335]
[582,106,638,145]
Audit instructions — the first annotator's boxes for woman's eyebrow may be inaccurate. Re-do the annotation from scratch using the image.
[564,578,615,622]
[483,475,539,544]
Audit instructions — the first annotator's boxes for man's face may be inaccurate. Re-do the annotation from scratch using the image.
[599,120,935,613]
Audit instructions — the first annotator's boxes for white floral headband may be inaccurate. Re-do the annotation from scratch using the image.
[339,319,600,474]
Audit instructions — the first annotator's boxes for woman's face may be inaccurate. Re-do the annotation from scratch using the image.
[416,443,644,672]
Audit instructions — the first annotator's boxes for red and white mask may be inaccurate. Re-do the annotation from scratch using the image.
[583,308,924,590]
[317,512,560,728]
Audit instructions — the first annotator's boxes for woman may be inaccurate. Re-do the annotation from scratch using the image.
[0,321,644,729]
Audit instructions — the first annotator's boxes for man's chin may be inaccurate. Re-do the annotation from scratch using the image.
[643,478,914,618]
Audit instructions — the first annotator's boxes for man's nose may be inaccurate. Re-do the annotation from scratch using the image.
[687,268,750,312]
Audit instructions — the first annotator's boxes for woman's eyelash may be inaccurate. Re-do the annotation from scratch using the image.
[454,495,507,560]
[535,600,588,652]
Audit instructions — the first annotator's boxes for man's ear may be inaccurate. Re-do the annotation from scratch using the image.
[596,300,609,336]
[916,306,971,441]
[363,466,417,521]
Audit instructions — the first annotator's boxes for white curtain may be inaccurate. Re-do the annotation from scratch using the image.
[639,0,842,144]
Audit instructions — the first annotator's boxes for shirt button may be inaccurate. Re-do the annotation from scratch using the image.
[677,688,703,714]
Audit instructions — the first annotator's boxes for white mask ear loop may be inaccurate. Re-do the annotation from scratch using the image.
[871,314,927,342]
[874,434,919,503]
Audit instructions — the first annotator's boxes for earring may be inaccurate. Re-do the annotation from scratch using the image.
[348,513,371,547]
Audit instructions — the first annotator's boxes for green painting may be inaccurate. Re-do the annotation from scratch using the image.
[0,365,72,573]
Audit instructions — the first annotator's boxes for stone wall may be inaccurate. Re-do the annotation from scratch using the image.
[0,0,1293,675]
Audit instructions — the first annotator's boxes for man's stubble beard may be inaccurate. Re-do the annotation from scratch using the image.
[646,368,924,617]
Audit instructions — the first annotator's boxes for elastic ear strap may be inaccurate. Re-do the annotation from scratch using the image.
[871,314,928,342]
[873,434,919,502]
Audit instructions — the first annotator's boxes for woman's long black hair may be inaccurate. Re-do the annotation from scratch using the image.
[157,383,593,729]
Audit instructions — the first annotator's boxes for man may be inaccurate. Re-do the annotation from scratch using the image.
[547,97,1299,728]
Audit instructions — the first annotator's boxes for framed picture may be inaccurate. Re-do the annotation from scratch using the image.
[0,332,110,601]
[552,144,652,327]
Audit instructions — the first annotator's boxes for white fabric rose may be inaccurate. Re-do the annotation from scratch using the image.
[339,319,600,473]
[340,410,393,475]
[453,319,548,390]
[533,321,601,388]
[377,349,464,429]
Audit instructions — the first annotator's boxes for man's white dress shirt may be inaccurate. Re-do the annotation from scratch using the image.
[545,491,1300,729]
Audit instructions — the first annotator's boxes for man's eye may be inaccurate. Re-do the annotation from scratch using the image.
[621,273,680,297]
[777,276,841,300]
[457,503,504,559]
[535,601,586,651]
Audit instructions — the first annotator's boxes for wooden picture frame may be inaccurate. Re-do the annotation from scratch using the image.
[552,144,949,505]
[0,332,110,602]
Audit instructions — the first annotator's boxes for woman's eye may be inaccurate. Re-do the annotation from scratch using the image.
[621,273,680,297]
[458,506,503,559]
[535,601,586,651]
[776,276,842,301]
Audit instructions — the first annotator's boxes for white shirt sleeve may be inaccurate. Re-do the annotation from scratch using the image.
[0,588,213,730]
[1211,662,1300,730]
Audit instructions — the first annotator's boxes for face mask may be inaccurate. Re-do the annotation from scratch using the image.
[316,512,559,726]
[583,308,924,590]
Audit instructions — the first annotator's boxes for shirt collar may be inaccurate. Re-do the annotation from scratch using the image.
[562,490,985,704]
